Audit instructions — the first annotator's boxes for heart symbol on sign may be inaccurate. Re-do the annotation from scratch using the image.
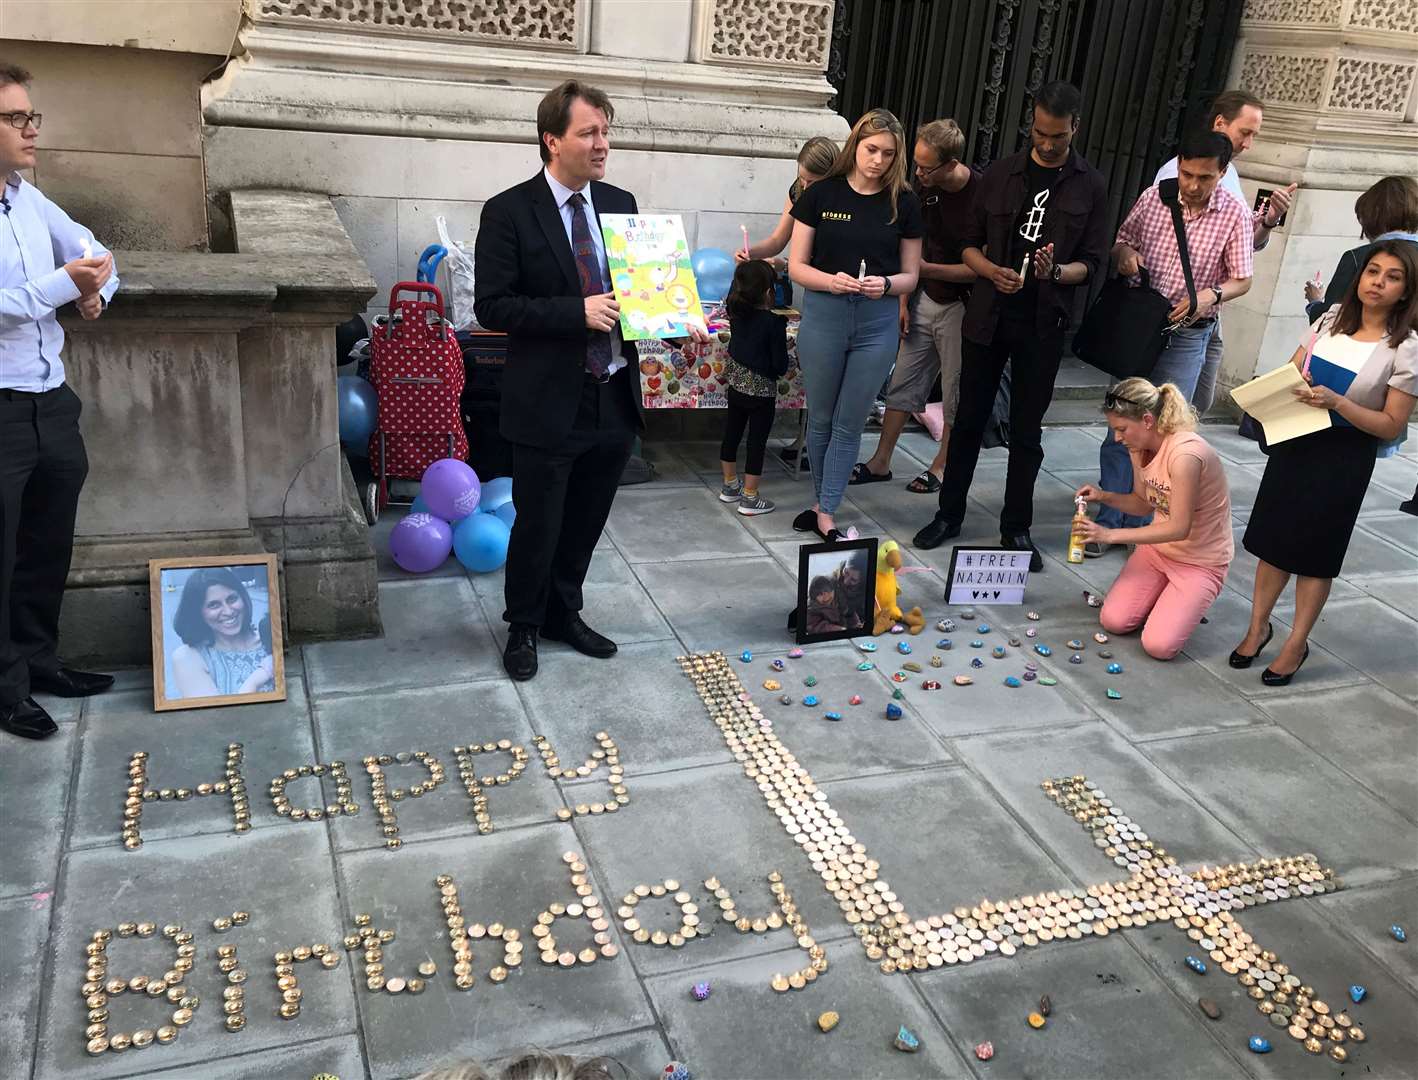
[647,376,662,391]
[992,590,1001,599]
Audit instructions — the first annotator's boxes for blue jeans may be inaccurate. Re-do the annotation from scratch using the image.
[796,290,899,514]
[1096,320,1216,529]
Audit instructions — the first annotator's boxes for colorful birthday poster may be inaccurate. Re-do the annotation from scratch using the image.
[599,214,708,341]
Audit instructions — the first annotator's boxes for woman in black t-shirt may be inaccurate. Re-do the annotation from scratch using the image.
[788,109,924,540]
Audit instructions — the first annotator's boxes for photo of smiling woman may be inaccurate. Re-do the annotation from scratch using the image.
[151,557,285,709]
[788,109,923,541]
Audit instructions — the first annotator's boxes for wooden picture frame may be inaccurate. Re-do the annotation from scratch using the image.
[794,538,877,645]
[149,555,286,712]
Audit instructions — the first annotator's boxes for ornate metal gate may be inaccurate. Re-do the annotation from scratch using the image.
[829,0,1242,232]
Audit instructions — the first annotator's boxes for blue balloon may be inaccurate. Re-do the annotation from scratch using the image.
[337,375,378,444]
[691,247,735,301]
[494,501,517,529]
[453,513,511,573]
[479,476,514,514]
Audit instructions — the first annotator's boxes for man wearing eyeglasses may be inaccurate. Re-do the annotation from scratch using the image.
[1086,127,1253,555]
[1,63,119,740]
[851,119,978,495]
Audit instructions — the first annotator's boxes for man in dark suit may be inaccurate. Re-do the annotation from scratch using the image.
[474,80,705,681]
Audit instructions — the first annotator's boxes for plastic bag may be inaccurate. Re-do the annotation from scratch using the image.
[435,215,479,331]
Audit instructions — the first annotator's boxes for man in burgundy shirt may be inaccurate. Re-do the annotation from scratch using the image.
[1089,126,1254,547]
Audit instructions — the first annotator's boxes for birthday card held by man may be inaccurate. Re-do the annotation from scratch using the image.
[600,213,707,340]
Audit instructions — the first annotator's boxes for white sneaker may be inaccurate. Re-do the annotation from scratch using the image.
[737,494,776,516]
[719,480,743,502]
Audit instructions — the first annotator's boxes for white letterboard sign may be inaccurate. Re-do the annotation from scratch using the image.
[945,547,1031,605]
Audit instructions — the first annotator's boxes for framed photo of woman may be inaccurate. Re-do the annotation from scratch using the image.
[149,555,286,712]
[794,538,877,645]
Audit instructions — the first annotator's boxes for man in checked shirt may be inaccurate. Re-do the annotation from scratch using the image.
[1088,127,1253,548]
[1,62,119,739]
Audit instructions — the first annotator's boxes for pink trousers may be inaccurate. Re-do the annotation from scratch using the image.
[1099,545,1227,660]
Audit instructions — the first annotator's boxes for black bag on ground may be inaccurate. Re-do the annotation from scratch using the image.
[1072,178,1196,380]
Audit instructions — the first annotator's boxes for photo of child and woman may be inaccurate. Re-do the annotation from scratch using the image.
[797,542,875,643]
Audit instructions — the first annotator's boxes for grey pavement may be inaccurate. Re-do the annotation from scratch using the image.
[4,421,1417,1080]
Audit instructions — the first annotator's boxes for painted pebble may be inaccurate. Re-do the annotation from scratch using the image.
[817,1012,839,1033]
[891,623,906,634]
[892,688,904,700]
[1097,649,1113,659]
[902,661,923,672]
[804,675,817,686]
[892,671,909,683]
[977,624,990,634]
[857,641,877,652]
[1022,671,1037,681]
[803,695,819,706]
[970,658,984,669]
[691,982,711,1001]
[1008,637,1022,647]
[1392,924,1407,942]
[953,675,973,686]
[779,695,792,705]
[1039,677,1058,686]
[885,703,903,720]
[1186,956,1206,974]
[937,639,953,650]
[1083,590,1103,607]
[1034,644,1052,656]
[664,1063,692,1080]
[930,655,943,668]
[763,680,781,691]
[1198,998,1221,1020]
[1039,994,1051,1017]
[1248,1037,1271,1054]
[857,661,875,671]
[992,646,1007,658]
[1094,632,1109,643]
[849,695,862,705]
[824,712,843,722]
[897,641,912,654]
[974,1042,995,1061]
[788,648,803,658]
[1067,639,1083,650]
[1349,985,1366,1003]
[1024,661,1038,671]
[971,640,984,649]
[1027,1012,1046,1029]
[1026,610,1041,621]
[1004,676,1022,688]
[1106,688,1122,700]
[771,658,785,671]
[894,1025,920,1052]
[938,618,956,632]
[1107,663,1123,674]
[1069,653,1084,664]
[960,609,976,618]
[1025,627,1038,637]
[922,679,942,690]
[740,650,752,662]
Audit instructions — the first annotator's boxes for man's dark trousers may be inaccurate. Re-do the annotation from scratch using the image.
[502,367,635,628]
[935,319,1063,535]
[0,385,88,706]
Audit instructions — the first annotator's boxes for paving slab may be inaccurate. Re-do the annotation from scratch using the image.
[1,722,77,896]
[1356,572,1418,619]
[1314,878,1418,994]
[141,1034,367,1080]
[573,763,854,978]
[0,896,50,1080]
[68,681,316,850]
[35,828,355,1080]
[313,681,564,851]
[1302,595,1418,701]
[820,768,1072,921]
[955,721,1258,875]
[633,556,796,653]
[473,547,675,648]
[914,931,1245,1078]
[645,939,970,1080]
[1039,425,1115,472]
[1357,513,1418,555]
[1142,895,1418,1080]
[1370,453,1418,498]
[513,644,734,781]
[607,487,767,564]
[1257,683,1418,820]
[1142,727,1418,887]
[335,826,654,1080]
[370,513,467,583]
[304,579,503,697]
[640,442,713,486]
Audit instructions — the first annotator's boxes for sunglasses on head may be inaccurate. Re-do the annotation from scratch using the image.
[1103,390,1150,411]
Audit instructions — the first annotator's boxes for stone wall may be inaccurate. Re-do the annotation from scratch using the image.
[202,0,849,324]
[1218,0,1418,404]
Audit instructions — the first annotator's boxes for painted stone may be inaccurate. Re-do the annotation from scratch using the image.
[1022,671,1037,681]
[1084,590,1103,607]
[893,1025,920,1052]
[991,645,1007,658]
[1004,676,1022,688]
[1039,677,1058,686]
[1094,632,1109,643]
[1067,639,1083,650]
[902,661,923,672]
[691,981,711,1001]
[1069,654,1084,664]
[937,639,953,650]
[1106,688,1122,700]
[1034,645,1052,656]
[849,695,862,705]
[763,680,781,691]
[740,650,752,662]
[897,641,912,655]
[971,639,984,649]
[788,648,804,658]
[1025,628,1038,637]
[1392,924,1407,942]
[1027,1012,1046,1029]
[930,655,943,668]
[937,618,956,632]
[1026,611,1041,621]
[771,658,786,671]
[953,675,973,686]
[885,703,903,720]
[892,671,909,683]
[890,623,906,634]
[1198,998,1221,1020]
[804,675,817,687]
[921,680,942,690]
[824,711,843,722]
[1107,663,1123,674]
[970,658,984,669]
[1349,985,1366,1003]
[1186,956,1206,974]
[977,624,991,634]
[856,641,877,652]
[779,695,793,705]
[857,661,875,671]
[802,695,819,706]
[1097,649,1113,659]
[974,1042,994,1061]
[1248,1037,1272,1054]
[817,1011,839,1033]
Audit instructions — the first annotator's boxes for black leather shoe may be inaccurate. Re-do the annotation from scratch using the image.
[503,625,538,681]
[1228,622,1274,669]
[1,697,58,740]
[1001,532,1044,572]
[913,518,961,550]
[791,508,818,533]
[29,667,115,698]
[1261,645,1309,687]
[541,614,617,659]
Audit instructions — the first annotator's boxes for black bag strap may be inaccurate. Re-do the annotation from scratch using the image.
[1158,178,1196,318]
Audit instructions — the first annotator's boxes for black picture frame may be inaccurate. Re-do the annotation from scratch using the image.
[795,538,878,645]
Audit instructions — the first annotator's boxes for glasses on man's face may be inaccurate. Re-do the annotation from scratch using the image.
[1103,390,1148,411]
[913,159,944,178]
[2,112,41,131]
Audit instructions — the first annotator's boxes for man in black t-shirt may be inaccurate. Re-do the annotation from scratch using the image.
[913,81,1108,571]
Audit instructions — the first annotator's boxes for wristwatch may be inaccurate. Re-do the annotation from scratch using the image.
[1210,286,1223,307]
[1050,263,1063,283]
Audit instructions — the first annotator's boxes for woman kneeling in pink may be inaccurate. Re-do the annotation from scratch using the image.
[1074,377,1232,659]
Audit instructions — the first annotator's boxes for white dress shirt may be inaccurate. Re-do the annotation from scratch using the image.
[541,167,625,375]
[1,172,119,391]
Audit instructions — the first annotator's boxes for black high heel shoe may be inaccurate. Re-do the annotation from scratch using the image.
[1228,622,1274,669]
[1261,645,1309,687]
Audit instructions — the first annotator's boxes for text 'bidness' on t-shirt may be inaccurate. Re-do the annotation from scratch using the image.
[790,176,924,279]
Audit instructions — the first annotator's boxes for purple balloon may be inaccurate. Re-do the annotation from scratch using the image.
[389,512,453,573]
[421,458,481,522]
